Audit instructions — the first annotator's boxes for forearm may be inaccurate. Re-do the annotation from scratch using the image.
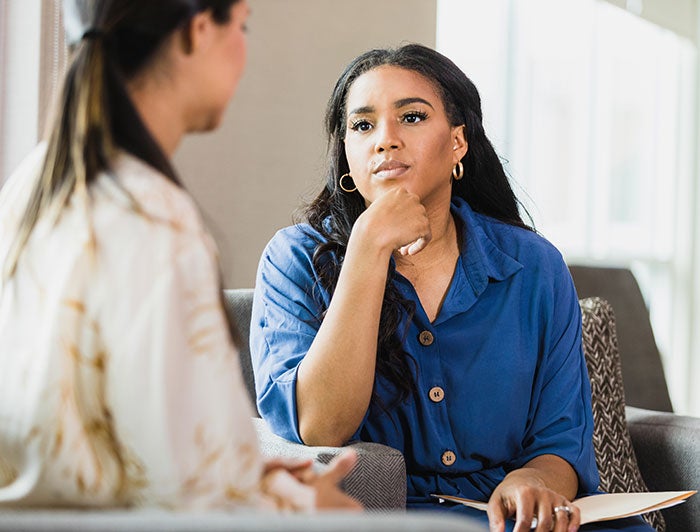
[296,231,392,446]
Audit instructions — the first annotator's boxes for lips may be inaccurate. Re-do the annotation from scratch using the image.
[373,160,410,179]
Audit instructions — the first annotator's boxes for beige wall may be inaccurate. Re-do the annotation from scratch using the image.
[174,0,437,288]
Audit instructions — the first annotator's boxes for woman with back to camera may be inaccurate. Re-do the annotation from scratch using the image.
[0,0,359,511]
[250,44,653,531]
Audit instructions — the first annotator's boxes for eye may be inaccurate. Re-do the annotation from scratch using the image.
[349,119,373,133]
[403,111,428,124]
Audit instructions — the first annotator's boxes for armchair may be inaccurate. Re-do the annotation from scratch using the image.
[225,288,700,531]
[223,289,408,511]
[569,265,673,412]
[570,266,700,531]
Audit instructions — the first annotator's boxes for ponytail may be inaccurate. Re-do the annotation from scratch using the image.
[3,13,180,280]
[3,37,113,279]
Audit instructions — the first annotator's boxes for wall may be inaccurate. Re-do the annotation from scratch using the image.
[174,0,437,288]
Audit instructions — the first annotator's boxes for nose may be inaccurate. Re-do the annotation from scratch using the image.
[374,120,403,153]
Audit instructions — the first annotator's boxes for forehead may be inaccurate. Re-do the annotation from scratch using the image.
[346,65,444,111]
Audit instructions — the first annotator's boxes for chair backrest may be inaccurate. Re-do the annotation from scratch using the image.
[222,288,258,414]
[569,265,673,412]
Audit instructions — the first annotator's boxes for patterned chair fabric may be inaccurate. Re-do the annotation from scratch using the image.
[579,297,664,531]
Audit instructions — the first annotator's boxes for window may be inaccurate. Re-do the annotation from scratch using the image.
[0,0,65,186]
[438,0,699,415]
[0,1,7,182]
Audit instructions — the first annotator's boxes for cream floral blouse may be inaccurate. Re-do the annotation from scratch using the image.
[0,147,312,511]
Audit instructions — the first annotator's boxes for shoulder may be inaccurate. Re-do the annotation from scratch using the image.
[256,223,338,297]
[474,210,567,275]
[104,152,205,236]
[475,216,578,312]
[453,198,570,288]
[262,223,325,267]
[91,153,219,285]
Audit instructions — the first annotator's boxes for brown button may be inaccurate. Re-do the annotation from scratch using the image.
[442,450,456,466]
[418,330,434,346]
[429,386,445,403]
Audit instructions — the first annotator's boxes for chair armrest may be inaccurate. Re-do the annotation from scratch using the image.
[625,406,700,531]
[253,418,407,511]
[0,510,484,531]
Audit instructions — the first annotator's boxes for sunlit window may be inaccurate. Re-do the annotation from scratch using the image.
[0,1,7,181]
[438,0,697,414]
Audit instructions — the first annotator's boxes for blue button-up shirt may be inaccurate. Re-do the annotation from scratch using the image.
[250,197,600,505]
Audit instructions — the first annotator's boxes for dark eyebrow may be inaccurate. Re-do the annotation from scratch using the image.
[348,106,374,116]
[395,97,434,110]
[348,97,435,117]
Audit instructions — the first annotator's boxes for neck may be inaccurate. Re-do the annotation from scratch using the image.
[394,194,458,269]
[126,77,186,158]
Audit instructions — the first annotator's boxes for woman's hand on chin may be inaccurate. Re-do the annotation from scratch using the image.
[353,186,431,257]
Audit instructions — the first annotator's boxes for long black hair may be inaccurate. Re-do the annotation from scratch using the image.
[3,0,241,280]
[304,44,532,403]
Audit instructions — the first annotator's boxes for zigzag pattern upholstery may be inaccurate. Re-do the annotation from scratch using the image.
[579,297,664,531]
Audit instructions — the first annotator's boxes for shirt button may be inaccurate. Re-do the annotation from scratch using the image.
[442,450,456,466]
[418,330,434,346]
[429,386,445,403]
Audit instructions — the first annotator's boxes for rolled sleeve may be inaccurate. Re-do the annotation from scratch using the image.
[250,227,327,443]
[510,262,599,495]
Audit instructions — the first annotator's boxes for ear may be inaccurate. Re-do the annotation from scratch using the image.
[451,125,468,164]
[180,10,216,55]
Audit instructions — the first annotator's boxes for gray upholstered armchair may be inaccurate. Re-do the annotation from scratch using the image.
[223,289,408,512]
[570,266,700,532]
[225,285,700,532]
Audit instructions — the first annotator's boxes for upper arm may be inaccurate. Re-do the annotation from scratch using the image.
[513,256,599,494]
[250,229,327,443]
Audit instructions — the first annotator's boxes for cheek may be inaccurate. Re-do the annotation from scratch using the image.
[426,136,456,172]
[235,35,247,73]
[343,139,369,177]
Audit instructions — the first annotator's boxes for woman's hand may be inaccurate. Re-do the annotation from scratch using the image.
[353,186,431,257]
[487,456,580,532]
[310,449,363,510]
[262,449,362,511]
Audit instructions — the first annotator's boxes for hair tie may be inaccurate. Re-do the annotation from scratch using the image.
[81,28,104,41]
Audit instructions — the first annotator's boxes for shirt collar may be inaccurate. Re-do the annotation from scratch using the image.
[452,196,524,298]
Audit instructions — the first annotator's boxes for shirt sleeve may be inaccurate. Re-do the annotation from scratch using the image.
[249,227,327,444]
[508,257,600,495]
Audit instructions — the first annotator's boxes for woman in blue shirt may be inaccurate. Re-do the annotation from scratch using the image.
[250,44,652,532]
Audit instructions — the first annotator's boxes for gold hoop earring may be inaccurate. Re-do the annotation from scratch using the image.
[339,173,357,193]
[452,161,464,181]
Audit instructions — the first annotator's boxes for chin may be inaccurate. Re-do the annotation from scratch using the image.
[193,113,224,134]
